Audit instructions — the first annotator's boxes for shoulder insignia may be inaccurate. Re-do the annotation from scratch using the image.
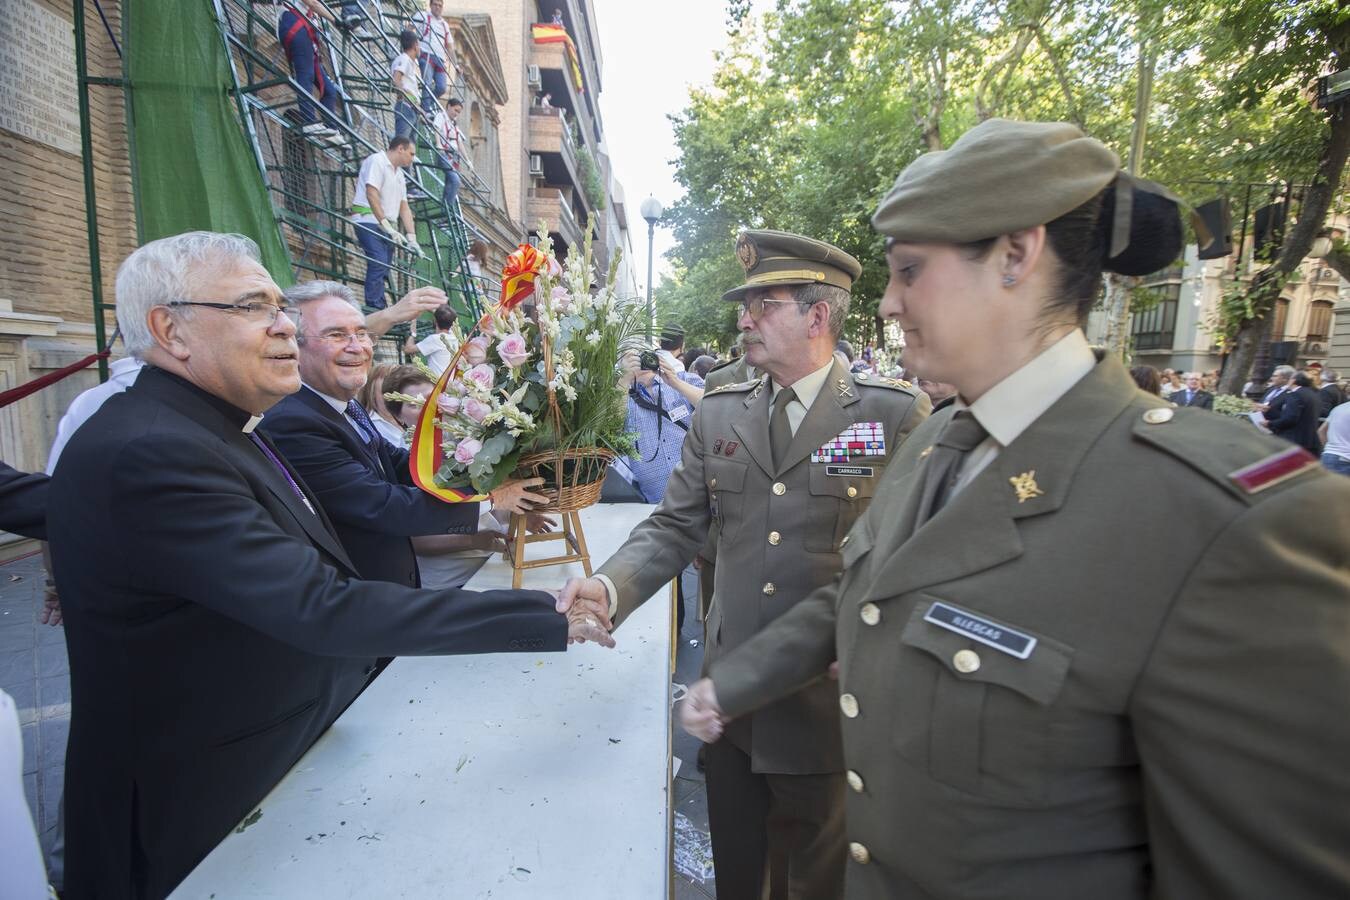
[1142,407,1173,425]
[856,373,918,393]
[706,378,758,396]
[1229,446,1320,495]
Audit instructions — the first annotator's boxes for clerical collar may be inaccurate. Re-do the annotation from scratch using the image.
[141,366,266,433]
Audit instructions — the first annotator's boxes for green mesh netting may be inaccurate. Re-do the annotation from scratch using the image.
[125,0,292,284]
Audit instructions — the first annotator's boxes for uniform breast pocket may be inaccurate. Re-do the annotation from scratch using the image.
[805,463,881,552]
[892,598,1073,805]
[705,457,749,544]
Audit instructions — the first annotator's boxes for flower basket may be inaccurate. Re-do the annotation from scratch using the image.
[405,226,641,508]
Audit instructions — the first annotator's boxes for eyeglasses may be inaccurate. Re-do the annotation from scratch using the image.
[737,297,809,320]
[167,300,299,326]
[314,329,374,348]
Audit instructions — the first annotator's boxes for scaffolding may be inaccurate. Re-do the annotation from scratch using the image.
[76,0,514,374]
[212,0,507,341]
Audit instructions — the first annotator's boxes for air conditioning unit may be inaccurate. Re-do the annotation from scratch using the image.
[529,154,544,176]
[527,65,541,87]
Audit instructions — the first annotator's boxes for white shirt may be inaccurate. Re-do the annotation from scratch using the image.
[769,357,834,436]
[373,414,407,447]
[417,331,455,377]
[352,151,408,224]
[0,690,49,900]
[950,329,1096,496]
[432,109,468,163]
[390,53,422,102]
[47,356,146,473]
[412,10,452,64]
[1323,403,1350,459]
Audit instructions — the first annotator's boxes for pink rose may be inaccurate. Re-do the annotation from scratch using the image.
[465,364,495,391]
[464,335,490,365]
[551,286,571,311]
[497,332,529,368]
[462,397,490,423]
[453,438,482,465]
[436,394,461,415]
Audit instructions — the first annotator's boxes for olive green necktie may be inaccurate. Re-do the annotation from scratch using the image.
[916,411,988,525]
[770,386,797,471]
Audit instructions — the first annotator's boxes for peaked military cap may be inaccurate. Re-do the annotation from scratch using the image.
[872,119,1120,244]
[722,229,862,302]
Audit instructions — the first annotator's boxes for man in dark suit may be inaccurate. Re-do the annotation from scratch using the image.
[261,281,546,589]
[1257,364,1295,421]
[1266,371,1323,453]
[1318,368,1344,418]
[1174,372,1213,409]
[0,461,47,539]
[46,232,613,900]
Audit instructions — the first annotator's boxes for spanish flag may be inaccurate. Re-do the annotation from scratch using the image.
[531,23,584,93]
[410,244,556,502]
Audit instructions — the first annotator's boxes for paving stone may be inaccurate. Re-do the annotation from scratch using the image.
[0,648,34,686]
[39,718,70,770]
[37,640,67,678]
[0,623,35,652]
[4,679,37,726]
[21,722,39,775]
[37,675,70,713]
[37,624,66,647]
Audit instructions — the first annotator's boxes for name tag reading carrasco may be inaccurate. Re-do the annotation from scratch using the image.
[826,465,873,477]
[924,601,1037,659]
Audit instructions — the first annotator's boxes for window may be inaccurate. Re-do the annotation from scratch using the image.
[1271,297,1290,340]
[1307,300,1333,342]
[1130,281,1180,351]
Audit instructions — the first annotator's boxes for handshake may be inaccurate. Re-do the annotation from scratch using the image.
[552,576,735,742]
[553,576,616,649]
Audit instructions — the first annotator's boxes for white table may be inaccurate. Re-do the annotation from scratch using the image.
[172,504,673,899]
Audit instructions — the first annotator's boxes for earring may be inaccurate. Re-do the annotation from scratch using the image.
[1002,274,1016,287]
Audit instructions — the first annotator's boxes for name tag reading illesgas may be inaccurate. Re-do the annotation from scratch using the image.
[924,601,1037,659]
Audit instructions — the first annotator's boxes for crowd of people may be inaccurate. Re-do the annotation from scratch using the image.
[2,117,1349,900]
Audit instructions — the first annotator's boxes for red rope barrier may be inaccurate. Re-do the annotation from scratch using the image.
[0,349,112,409]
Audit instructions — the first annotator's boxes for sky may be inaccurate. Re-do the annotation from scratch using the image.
[590,0,773,294]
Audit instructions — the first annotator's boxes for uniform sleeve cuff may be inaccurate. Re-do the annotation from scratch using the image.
[594,573,619,620]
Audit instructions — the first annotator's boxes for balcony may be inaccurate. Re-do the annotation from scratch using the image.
[527,110,580,182]
[530,38,599,149]
[527,186,585,251]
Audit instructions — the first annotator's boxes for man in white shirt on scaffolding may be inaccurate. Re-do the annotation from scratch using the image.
[413,0,458,114]
[431,94,471,212]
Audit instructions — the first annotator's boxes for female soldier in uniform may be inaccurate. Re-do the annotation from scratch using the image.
[680,119,1350,899]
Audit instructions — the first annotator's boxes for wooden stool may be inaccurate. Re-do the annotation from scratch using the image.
[503,509,594,588]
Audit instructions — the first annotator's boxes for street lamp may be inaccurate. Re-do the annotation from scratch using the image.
[639,196,663,341]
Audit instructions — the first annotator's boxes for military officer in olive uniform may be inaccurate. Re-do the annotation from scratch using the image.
[560,230,930,900]
[695,354,754,620]
[681,120,1350,899]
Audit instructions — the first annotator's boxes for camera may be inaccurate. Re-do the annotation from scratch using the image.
[638,350,661,372]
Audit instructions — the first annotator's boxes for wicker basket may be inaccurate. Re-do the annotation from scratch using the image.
[514,446,614,512]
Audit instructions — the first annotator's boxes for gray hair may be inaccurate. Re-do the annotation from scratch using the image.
[283,280,361,344]
[114,232,261,356]
[1321,368,1338,383]
[790,283,851,339]
[1273,365,1297,380]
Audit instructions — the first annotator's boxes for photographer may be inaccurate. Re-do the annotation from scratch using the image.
[618,347,706,505]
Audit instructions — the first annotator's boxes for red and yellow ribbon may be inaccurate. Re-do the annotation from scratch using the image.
[410,244,554,502]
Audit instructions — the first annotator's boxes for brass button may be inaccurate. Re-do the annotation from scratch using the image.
[839,693,859,718]
[772,482,787,496]
[840,535,850,547]
[919,446,933,459]
[768,531,781,546]
[762,582,776,595]
[1143,407,1174,425]
[849,841,871,864]
[846,770,865,793]
[859,603,880,626]
[710,477,718,489]
[846,485,859,499]
[953,649,981,674]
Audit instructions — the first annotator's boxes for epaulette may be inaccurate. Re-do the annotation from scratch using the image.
[852,371,918,393]
[705,377,760,396]
[1130,404,1322,502]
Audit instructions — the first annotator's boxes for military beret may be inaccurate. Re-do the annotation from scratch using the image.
[722,229,862,302]
[872,119,1121,244]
